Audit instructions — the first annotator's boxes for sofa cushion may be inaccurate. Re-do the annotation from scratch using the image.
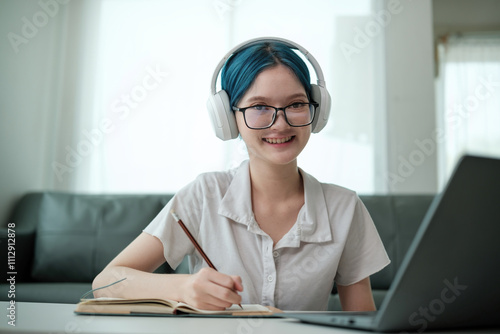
[32,192,172,282]
[0,282,92,304]
[360,195,434,290]
[359,196,396,290]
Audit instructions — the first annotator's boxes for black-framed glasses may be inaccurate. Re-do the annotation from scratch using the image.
[232,102,318,129]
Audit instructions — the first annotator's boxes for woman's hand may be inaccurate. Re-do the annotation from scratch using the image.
[180,267,243,310]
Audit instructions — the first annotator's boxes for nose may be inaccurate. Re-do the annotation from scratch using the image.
[271,109,289,128]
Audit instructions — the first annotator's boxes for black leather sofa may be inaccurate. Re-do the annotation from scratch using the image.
[0,192,434,310]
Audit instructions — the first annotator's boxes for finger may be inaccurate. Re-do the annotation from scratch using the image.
[209,280,242,305]
[184,282,233,310]
[191,292,234,310]
[231,275,244,292]
[189,269,241,308]
[206,272,243,304]
[207,273,243,304]
[205,269,239,290]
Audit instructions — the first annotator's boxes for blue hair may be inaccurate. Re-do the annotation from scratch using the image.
[221,41,312,108]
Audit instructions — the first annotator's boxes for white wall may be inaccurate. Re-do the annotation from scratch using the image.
[381,0,437,193]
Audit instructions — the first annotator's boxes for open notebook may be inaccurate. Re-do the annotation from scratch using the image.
[75,297,280,317]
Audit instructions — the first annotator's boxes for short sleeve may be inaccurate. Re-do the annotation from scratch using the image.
[334,197,391,286]
[143,180,204,270]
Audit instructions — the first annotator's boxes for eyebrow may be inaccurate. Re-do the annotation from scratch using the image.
[245,93,308,104]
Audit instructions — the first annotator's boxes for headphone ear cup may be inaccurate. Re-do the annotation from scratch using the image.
[310,84,331,133]
[206,90,239,141]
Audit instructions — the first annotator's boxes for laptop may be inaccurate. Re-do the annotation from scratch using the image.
[281,154,500,332]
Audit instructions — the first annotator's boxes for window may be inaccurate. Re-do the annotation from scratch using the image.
[70,0,384,194]
[436,34,500,188]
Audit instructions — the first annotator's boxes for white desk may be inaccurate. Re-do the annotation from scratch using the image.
[1,302,498,334]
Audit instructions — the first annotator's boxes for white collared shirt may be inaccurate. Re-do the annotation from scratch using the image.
[144,160,390,311]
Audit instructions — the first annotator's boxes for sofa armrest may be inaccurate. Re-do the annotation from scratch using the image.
[0,192,43,283]
[0,227,35,282]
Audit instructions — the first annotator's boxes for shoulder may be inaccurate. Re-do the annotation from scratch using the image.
[194,169,234,187]
[320,182,365,219]
[177,164,241,197]
[320,182,358,200]
[301,168,360,205]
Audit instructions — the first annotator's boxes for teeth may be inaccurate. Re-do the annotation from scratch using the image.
[265,136,292,144]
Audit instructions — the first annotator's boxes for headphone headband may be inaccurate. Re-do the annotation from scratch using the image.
[210,37,326,95]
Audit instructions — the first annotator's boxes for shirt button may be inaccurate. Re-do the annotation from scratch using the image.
[267,275,274,282]
[273,251,279,258]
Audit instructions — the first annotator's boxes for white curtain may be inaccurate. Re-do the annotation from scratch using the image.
[436,35,500,188]
[45,1,104,191]
[49,0,385,194]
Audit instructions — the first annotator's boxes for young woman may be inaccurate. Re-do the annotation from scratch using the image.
[92,38,390,312]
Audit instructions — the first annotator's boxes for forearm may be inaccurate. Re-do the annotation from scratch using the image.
[91,233,242,310]
[92,265,188,301]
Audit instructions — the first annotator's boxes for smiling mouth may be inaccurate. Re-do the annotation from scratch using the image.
[264,136,293,144]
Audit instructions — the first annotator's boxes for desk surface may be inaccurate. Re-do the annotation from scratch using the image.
[1,302,498,334]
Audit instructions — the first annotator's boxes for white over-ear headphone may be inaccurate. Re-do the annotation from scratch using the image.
[207,37,331,141]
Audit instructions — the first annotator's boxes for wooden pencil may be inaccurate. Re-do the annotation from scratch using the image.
[170,210,243,309]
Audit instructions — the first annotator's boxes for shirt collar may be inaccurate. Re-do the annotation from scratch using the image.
[218,160,255,226]
[218,160,332,245]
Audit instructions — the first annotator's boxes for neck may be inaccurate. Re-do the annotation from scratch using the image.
[248,159,303,200]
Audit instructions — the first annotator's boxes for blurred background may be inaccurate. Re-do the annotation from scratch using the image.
[1,0,499,226]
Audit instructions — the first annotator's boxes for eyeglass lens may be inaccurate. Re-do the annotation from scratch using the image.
[244,103,314,128]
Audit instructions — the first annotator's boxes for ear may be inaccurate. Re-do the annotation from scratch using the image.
[206,90,239,141]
